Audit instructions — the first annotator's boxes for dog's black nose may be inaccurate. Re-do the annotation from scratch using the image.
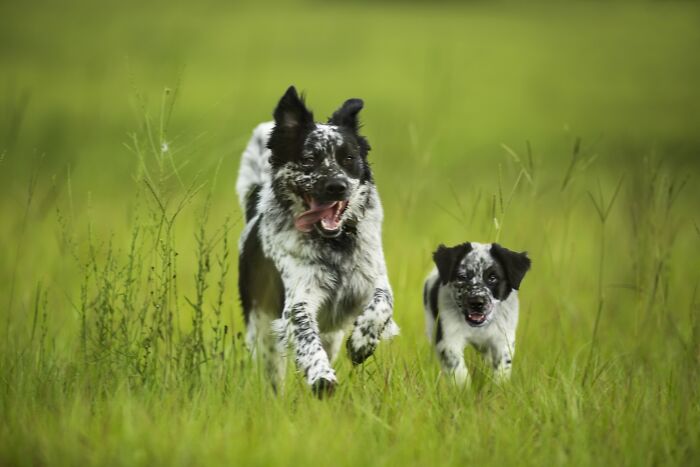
[324,178,349,199]
[468,296,487,312]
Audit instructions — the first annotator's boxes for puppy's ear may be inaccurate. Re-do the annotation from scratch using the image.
[433,243,471,285]
[273,86,314,130]
[490,243,531,290]
[329,98,363,132]
[268,86,315,165]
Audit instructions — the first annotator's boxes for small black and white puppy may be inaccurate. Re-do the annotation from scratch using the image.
[237,86,399,396]
[424,242,531,385]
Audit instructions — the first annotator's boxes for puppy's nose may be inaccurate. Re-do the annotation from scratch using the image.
[468,296,487,312]
[324,178,349,199]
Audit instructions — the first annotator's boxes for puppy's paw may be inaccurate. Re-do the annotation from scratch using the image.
[346,333,378,365]
[493,368,511,385]
[442,369,471,388]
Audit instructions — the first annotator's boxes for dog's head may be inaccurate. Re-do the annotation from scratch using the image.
[267,86,372,238]
[433,242,531,327]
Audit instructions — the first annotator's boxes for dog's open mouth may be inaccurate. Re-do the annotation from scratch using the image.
[465,311,489,326]
[294,197,349,237]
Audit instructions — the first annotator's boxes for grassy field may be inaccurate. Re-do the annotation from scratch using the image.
[1,0,700,465]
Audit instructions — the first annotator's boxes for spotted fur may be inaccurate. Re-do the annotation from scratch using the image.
[424,242,531,385]
[237,86,399,396]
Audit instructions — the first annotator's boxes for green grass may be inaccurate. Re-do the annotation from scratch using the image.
[1,1,700,465]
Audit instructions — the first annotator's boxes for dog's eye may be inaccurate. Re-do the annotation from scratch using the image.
[487,274,498,284]
[456,272,472,282]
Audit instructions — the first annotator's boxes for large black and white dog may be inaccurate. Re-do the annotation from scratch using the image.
[236,86,399,396]
[424,242,531,385]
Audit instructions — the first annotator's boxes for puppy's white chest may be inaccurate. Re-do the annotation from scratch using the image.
[462,318,513,348]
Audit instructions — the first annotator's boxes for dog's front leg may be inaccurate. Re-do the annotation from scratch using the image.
[277,298,337,397]
[490,339,515,383]
[436,339,469,386]
[347,284,398,365]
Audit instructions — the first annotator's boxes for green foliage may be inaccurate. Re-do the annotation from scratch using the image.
[1,1,699,466]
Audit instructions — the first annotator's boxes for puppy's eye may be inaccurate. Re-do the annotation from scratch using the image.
[487,274,498,284]
[456,272,472,283]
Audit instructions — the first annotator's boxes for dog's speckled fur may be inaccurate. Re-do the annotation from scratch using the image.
[424,242,531,385]
[237,86,398,396]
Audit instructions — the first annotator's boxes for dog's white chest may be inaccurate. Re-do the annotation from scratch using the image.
[440,288,519,348]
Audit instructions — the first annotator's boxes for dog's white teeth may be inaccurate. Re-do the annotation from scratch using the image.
[335,201,347,221]
[321,218,340,231]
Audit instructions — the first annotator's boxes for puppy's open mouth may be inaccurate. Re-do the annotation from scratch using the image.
[294,196,349,237]
[464,310,490,327]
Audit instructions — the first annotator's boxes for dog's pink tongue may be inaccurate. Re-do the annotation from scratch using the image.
[468,312,486,323]
[294,200,337,233]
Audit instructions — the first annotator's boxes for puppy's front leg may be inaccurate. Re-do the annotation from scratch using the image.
[436,339,469,386]
[347,285,398,365]
[490,339,515,383]
[277,298,337,397]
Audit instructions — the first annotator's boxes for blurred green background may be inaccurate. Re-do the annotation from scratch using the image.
[1,0,699,465]
[2,0,700,181]
[2,0,699,302]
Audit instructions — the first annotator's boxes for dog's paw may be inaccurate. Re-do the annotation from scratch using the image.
[380,318,400,340]
[346,334,378,365]
[493,367,511,385]
[444,368,471,387]
[311,377,337,399]
[308,368,337,398]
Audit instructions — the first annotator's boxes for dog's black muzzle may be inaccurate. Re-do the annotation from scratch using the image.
[297,175,352,239]
[467,295,487,312]
[323,177,349,200]
[460,291,492,327]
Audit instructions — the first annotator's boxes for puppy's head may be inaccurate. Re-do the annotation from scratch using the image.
[267,86,372,238]
[433,242,531,327]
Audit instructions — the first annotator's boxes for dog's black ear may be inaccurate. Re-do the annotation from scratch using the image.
[329,98,363,132]
[329,98,371,159]
[268,86,315,165]
[490,243,531,290]
[433,243,471,285]
[273,86,314,130]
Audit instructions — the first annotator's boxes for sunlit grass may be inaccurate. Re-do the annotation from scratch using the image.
[1,1,700,466]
